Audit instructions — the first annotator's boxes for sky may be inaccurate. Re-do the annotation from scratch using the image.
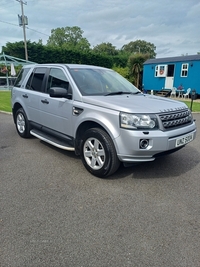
[0,0,200,59]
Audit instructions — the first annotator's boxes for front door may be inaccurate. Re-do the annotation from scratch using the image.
[165,64,175,89]
[39,67,73,137]
[165,77,174,89]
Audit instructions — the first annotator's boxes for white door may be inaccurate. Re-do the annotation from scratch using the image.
[165,77,174,89]
[164,64,175,89]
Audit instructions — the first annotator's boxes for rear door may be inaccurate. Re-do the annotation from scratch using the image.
[24,67,47,124]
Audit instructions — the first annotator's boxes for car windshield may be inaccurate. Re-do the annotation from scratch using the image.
[69,67,140,96]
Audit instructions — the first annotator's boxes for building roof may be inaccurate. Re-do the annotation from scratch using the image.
[144,54,200,65]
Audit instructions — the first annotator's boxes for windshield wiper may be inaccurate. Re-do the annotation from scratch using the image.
[132,91,141,94]
[105,91,132,96]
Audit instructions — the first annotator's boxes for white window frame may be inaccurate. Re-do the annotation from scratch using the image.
[155,65,158,77]
[156,65,167,77]
[181,63,188,77]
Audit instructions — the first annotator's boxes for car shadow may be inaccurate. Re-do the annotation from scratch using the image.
[33,138,200,180]
[109,145,200,180]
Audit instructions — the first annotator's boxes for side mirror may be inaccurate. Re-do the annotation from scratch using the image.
[49,86,71,99]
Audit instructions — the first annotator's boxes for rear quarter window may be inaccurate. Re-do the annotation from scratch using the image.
[14,68,31,88]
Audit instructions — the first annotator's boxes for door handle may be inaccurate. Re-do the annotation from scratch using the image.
[41,99,49,104]
[22,94,28,98]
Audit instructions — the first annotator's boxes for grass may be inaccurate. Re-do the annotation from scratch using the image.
[0,90,200,113]
[181,100,200,112]
[0,91,12,112]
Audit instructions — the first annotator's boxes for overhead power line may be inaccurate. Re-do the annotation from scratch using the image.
[0,19,49,38]
[26,27,49,37]
[0,19,19,27]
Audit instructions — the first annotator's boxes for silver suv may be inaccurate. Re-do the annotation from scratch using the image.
[12,64,197,178]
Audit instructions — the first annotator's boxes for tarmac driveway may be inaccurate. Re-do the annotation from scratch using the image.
[0,112,200,267]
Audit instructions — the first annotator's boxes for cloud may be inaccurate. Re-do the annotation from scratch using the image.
[0,0,200,57]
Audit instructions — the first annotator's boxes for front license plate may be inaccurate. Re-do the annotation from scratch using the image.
[175,133,194,147]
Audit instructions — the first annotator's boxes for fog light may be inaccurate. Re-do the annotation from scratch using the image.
[140,139,149,149]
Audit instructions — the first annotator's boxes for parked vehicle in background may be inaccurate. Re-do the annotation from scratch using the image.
[11,64,197,178]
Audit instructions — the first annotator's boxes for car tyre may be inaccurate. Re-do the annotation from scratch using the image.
[15,108,31,138]
[80,128,120,178]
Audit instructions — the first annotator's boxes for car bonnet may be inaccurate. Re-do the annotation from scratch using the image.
[81,94,188,114]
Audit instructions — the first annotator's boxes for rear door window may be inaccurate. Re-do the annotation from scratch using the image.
[26,67,47,92]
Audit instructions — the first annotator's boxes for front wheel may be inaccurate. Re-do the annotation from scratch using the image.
[15,108,31,138]
[80,128,120,178]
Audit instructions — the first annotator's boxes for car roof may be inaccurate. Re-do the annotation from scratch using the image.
[22,63,107,70]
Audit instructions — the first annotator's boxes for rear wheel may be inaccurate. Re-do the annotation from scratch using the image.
[80,128,120,178]
[15,108,30,138]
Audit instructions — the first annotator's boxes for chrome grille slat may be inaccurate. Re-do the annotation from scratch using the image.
[159,109,193,129]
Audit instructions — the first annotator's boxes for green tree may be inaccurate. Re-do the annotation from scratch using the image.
[2,40,43,62]
[2,41,26,59]
[121,40,156,58]
[47,26,91,51]
[128,53,150,88]
[112,65,132,83]
[93,42,118,56]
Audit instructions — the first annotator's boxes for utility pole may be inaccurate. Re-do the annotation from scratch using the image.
[137,46,140,53]
[16,0,28,60]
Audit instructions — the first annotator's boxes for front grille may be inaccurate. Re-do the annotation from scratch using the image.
[159,109,193,130]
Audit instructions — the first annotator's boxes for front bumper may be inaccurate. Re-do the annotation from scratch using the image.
[114,122,197,163]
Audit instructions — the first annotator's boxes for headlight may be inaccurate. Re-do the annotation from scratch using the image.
[120,113,158,130]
